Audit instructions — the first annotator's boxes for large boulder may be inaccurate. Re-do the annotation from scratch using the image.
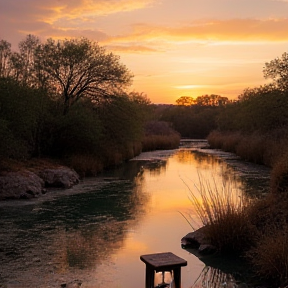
[38,167,79,189]
[181,227,217,255]
[0,166,80,200]
[0,171,44,200]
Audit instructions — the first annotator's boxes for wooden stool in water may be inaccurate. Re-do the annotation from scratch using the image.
[140,252,187,288]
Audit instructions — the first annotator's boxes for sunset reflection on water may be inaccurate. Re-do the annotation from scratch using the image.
[0,144,256,288]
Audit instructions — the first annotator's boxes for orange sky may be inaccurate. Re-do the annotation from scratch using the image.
[1,0,288,104]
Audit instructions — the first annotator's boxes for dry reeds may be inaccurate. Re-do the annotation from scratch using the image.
[184,173,288,284]
[183,175,254,254]
[244,193,288,286]
[142,134,180,152]
[66,154,103,177]
[271,151,288,193]
[207,131,242,153]
[207,130,288,193]
[247,225,288,287]
[205,129,288,284]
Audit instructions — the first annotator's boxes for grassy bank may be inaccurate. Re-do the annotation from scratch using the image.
[0,133,180,177]
[198,130,288,286]
[207,130,288,193]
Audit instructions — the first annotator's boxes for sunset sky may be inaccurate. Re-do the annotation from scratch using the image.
[1,0,288,104]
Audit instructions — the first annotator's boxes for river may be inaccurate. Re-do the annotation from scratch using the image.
[0,140,271,288]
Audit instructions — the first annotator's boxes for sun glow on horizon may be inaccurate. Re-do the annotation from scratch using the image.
[1,0,288,103]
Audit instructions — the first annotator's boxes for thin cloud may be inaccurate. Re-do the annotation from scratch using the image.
[39,0,156,23]
[104,18,288,45]
[106,45,160,53]
[174,85,209,89]
[0,0,156,43]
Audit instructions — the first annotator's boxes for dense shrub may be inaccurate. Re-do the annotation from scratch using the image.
[0,77,53,159]
[142,121,180,151]
[245,194,288,287]
[0,78,152,174]
[50,101,102,157]
[217,88,288,133]
[159,105,218,138]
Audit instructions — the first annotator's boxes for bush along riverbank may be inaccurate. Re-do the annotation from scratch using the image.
[0,36,180,200]
[181,171,288,287]
[0,125,180,201]
[183,99,288,288]
[181,52,288,287]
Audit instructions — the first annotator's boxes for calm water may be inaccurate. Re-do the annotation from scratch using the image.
[0,141,270,288]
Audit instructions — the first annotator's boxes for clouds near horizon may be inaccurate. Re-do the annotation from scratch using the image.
[1,0,288,103]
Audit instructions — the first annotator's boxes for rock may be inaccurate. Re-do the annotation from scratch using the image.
[0,171,44,200]
[181,227,208,248]
[0,166,80,201]
[38,167,79,189]
[181,227,216,255]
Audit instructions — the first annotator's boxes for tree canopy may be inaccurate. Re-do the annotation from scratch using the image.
[263,51,288,91]
[176,96,195,106]
[0,35,134,113]
[176,94,229,106]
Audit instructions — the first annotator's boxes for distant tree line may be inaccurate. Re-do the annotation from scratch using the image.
[205,52,288,286]
[153,94,230,138]
[211,51,288,135]
[207,51,288,191]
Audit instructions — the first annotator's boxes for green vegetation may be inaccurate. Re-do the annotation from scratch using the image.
[142,121,181,151]
[155,94,230,139]
[187,178,288,287]
[0,36,180,175]
[195,51,288,287]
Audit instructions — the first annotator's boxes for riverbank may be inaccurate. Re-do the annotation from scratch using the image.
[0,140,249,288]
[0,158,79,200]
[185,132,288,287]
[207,130,288,193]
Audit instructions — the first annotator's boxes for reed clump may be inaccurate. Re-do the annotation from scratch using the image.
[245,193,288,287]
[186,173,288,285]
[142,120,181,151]
[142,134,181,151]
[207,130,288,193]
[248,229,288,287]
[185,176,255,254]
[66,154,104,177]
[270,151,288,193]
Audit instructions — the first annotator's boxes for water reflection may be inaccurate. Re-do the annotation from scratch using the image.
[192,267,242,288]
[0,142,270,288]
[0,180,150,287]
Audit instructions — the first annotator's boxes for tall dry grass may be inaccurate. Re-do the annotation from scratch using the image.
[184,174,288,285]
[247,228,288,287]
[271,151,288,193]
[66,154,104,177]
[207,131,242,152]
[66,141,143,177]
[183,175,254,254]
[142,134,180,152]
[246,194,288,287]
[207,130,288,193]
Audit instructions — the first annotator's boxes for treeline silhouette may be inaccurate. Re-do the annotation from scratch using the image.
[207,51,288,194]
[0,36,180,175]
[154,94,230,138]
[205,51,288,286]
